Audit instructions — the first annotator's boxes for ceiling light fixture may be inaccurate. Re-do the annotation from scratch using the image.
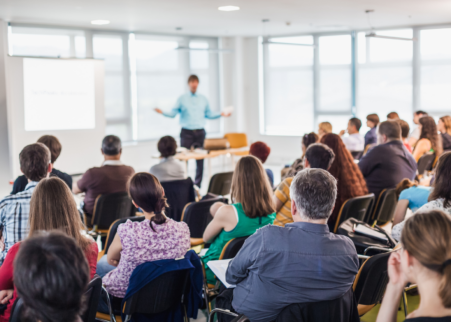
[365,32,416,41]
[175,46,234,53]
[91,20,110,25]
[218,6,240,11]
[262,39,316,47]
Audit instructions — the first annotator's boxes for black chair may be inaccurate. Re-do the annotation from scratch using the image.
[350,151,363,160]
[9,298,24,322]
[370,189,397,226]
[333,194,375,233]
[161,177,195,221]
[208,172,233,196]
[181,197,228,246]
[219,236,250,260]
[81,275,103,322]
[417,153,436,176]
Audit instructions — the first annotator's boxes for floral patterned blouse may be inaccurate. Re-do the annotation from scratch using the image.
[102,218,190,297]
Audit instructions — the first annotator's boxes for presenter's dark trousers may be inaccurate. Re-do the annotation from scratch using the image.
[180,128,206,187]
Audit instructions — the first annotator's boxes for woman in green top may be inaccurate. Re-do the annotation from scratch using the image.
[202,155,276,284]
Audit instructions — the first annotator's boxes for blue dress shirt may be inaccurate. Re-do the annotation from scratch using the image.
[163,92,221,130]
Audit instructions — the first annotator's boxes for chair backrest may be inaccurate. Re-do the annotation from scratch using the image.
[104,216,146,255]
[81,275,103,322]
[353,252,390,306]
[224,133,248,149]
[371,189,397,225]
[350,151,363,160]
[182,198,228,238]
[219,236,250,260]
[417,153,436,175]
[161,177,195,221]
[123,269,190,316]
[92,192,135,230]
[207,172,234,196]
[334,194,375,233]
[9,298,24,322]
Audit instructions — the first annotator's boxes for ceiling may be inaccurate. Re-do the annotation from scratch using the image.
[1,0,451,37]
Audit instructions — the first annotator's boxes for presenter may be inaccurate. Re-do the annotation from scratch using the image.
[154,75,231,187]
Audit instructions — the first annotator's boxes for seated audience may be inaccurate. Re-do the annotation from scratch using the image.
[387,112,400,120]
[408,110,428,147]
[224,169,359,322]
[339,117,364,152]
[392,152,451,241]
[321,133,368,230]
[100,172,190,299]
[412,115,442,162]
[273,143,335,227]
[318,121,332,139]
[392,179,431,226]
[0,177,98,322]
[438,115,451,151]
[150,135,186,182]
[284,132,319,178]
[11,135,72,194]
[359,121,417,198]
[202,156,275,285]
[13,232,90,322]
[250,141,274,187]
[364,113,379,148]
[0,143,51,265]
[73,135,135,221]
[376,210,451,322]
[397,119,413,153]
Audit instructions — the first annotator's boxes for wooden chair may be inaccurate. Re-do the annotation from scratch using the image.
[224,133,248,148]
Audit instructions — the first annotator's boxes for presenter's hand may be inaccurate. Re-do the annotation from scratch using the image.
[154,108,163,114]
[339,130,346,137]
[221,112,232,117]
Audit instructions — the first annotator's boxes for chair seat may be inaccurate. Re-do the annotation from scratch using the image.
[357,304,375,316]
[191,238,204,246]
[96,312,123,322]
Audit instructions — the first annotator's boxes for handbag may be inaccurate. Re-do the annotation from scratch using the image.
[204,138,229,151]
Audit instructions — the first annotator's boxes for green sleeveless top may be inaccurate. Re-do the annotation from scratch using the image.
[201,203,276,284]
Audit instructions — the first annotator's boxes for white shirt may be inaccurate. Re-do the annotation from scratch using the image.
[341,133,364,151]
[409,126,421,140]
[102,160,124,166]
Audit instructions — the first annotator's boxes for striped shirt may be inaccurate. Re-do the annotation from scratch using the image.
[0,181,37,264]
[274,177,294,227]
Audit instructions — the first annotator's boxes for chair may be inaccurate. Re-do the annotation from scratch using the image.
[224,133,248,148]
[181,197,228,246]
[333,194,375,233]
[353,252,391,316]
[81,275,103,322]
[370,189,397,226]
[161,177,195,221]
[219,236,250,260]
[417,152,436,176]
[350,151,363,160]
[9,298,24,322]
[207,172,233,196]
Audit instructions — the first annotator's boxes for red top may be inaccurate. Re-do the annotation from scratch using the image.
[0,241,98,322]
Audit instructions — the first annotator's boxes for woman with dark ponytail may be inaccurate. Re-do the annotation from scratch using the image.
[99,172,190,299]
[376,210,451,322]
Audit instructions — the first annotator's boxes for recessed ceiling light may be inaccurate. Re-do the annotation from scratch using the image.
[218,6,240,11]
[91,20,110,25]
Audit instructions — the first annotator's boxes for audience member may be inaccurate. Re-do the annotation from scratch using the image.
[73,135,135,221]
[273,143,335,227]
[0,143,51,264]
[250,141,274,187]
[202,156,275,285]
[99,173,190,300]
[438,115,451,151]
[318,122,332,138]
[223,169,359,322]
[339,117,364,152]
[359,121,417,198]
[150,136,186,182]
[376,210,451,322]
[365,113,380,147]
[13,232,90,322]
[321,134,368,230]
[0,177,98,322]
[387,112,400,120]
[412,115,442,162]
[284,132,319,179]
[397,119,413,153]
[392,152,451,241]
[392,179,431,226]
[11,135,72,194]
[408,110,428,147]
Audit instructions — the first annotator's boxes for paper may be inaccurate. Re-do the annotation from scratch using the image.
[355,224,388,242]
[206,259,236,289]
[222,106,234,114]
[199,248,209,257]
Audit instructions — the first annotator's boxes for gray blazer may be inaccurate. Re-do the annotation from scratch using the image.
[150,157,186,182]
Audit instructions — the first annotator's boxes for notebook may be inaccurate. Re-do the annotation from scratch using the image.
[354,224,388,242]
[206,259,236,289]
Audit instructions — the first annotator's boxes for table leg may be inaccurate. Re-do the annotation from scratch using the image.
[208,158,212,182]
[231,154,236,168]
[185,160,188,176]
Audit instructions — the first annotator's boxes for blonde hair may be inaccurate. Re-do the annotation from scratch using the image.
[440,116,451,136]
[231,156,275,219]
[319,122,332,134]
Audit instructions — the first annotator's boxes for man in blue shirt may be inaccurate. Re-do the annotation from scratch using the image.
[155,75,230,187]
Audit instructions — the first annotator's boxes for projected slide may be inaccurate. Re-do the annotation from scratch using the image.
[23,58,96,131]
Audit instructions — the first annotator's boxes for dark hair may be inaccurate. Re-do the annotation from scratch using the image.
[429,152,451,208]
[415,110,428,116]
[250,141,271,164]
[420,116,442,156]
[305,143,335,170]
[158,136,177,158]
[128,173,168,231]
[395,178,418,199]
[349,118,362,131]
[37,135,62,164]
[14,231,90,322]
[378,120,401,140]
[397,119,410,139]
[188,75,199,83]
[366,114,380,126]
[102,135,122,156]
[302,132,319,150]
[387,112,400,120]
[19,143,51,182]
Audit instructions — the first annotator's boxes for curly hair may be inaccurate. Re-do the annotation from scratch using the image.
[420,116,443,156]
